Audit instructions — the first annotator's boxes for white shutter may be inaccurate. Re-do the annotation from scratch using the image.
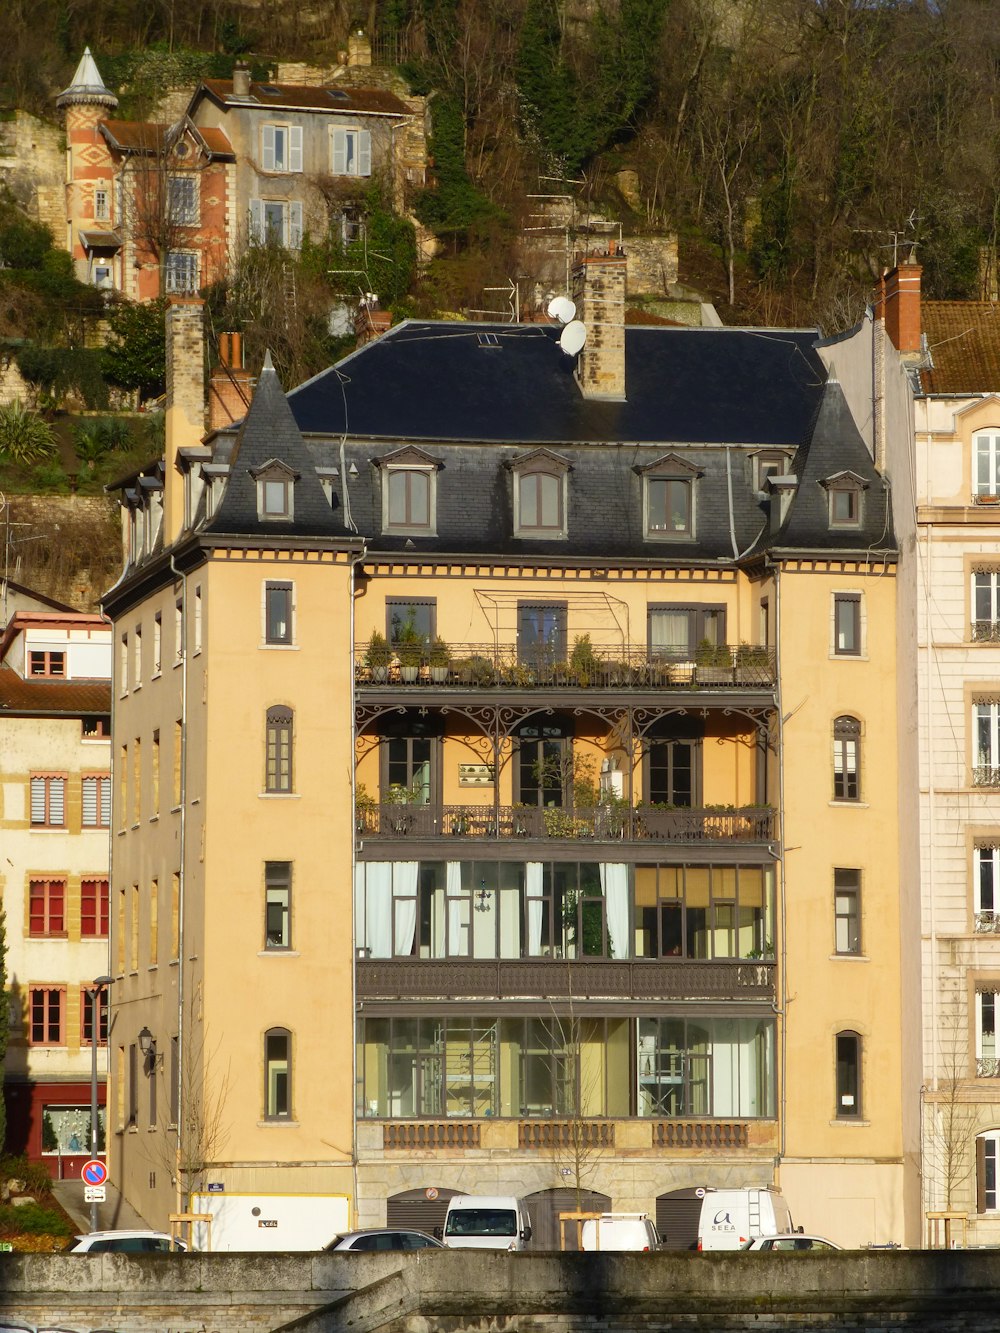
[50,778,65,826]
[332,128,347,175]
[262,124,276,171]
[249,198,263,244]
[289,125,303,173]
[82,777,97,826]
[30,777,46,824]
[359,129,371,177]
[288,201,303,250]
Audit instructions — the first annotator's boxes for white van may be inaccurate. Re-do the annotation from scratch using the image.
[696,1187,794,1251]
[581,1213,660,1252]
[442,1195,532,1250]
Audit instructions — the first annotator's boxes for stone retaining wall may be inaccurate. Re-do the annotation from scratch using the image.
[3,1249,1000,1333]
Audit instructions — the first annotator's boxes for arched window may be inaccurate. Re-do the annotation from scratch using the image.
[264,1027,291,1119]
[265,706,293,793]
[833,715,861,800]
[835,1030,862,1118]
[511,451,570,540]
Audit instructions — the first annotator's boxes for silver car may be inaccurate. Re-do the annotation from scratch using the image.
[327,1228,443,1252]
[70,1229,186,1253]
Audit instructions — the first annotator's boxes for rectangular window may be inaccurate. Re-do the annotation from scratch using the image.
[119,743,128,830]
[168,174,198,225]
[976,989,999,1076]
[834,869,861,954]
[516,468,564,536]
[81,987,108,1046]
[82,715,110,739]
[175,598,184,660]
[648,605,726,659]
[94,187,109,221]
[29,988,64,1045]
[173,720,182,806]
[265,582,293,645]
[132,738,141,824]
[974,702,1000,786]
[973,569,1000,641]
[152,730,160,815]
[262,123,302,172]
[385,467,432,531]
[171,871,180,960]
[265,1029,291,1118]
[28,650,65,677]
[30,774,66,827]
[829,484,861,527]
[975,433,1000,500]
[81,878,109,938]
[149,878,158,964]
[833,593,861,656]
[249,198,304,249]
[164,252,198,294]
[170,1035,180,1126]
[82,774,111,827]
[647,477,693,538]
[265,862,291,949]
[835,1031,862,1117]
[387,599,435,645]
[976,846,999,932]
[517,602,568,666]
[331,126,372,176]
[265,708,293,793]
[153,612,162,673]
[120,633,128,692]
[194,585,202,653]
[128,1043,138,1126]
[116,885,125,974]
[29,879,65,936]
[133,625,142,685]
[833,717,861,801]
[130,883,139,972]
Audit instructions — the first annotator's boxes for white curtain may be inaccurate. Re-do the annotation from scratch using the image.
[600,863,629,959]
[446,862,467,956]
[364,863,393,958]
[393,862,419,957]
[526,862,544,956]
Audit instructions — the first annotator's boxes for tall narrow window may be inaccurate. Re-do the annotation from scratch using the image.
[265,706,293,793]
[974,432,1000,500]
[81,987,108,1046]
[265,862,291,949]
[81,879,109,938]
[193,585,203,653]
[833,594,862,656]
[173,720,182,806]
[517,602,567,666]
[175,598,184,661]
[976,989,999,1077]
[265,582,293,645]
[120,633,128,692]
[133,625,142,685]
[974,701,1000,786]
[264,1028,291,1119]
[976,846,1000,933]
[973,568,1000,640]
[832,716,861,800]
[977,1130,1000,1212]
[29,879,65,936]
[128,1043,138,1125]
[171,871,180,960]
[29,988,64,1045]
[132,738,141,824]
[130,883,139,972]
[153,612,162,673]
[30,775,66,827]
[834,869,861,954]
[149,878,159,963]
[835,1030,862,1118]
[116,886,125,974]
[82,774,111,828]
[152,731,160,815]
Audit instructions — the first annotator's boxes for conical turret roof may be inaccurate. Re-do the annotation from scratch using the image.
[56,47,118,110]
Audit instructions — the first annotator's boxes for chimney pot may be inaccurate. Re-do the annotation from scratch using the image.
[879,262,922,355]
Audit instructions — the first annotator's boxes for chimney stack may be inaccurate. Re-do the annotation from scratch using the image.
[571,242,627,400]
[877,259,922,355]
[232,61,251,97]
[208,331,253,430]
[164,298,206,545]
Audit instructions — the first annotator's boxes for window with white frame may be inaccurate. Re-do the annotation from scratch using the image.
[254,464,296,521]
[974,431,1000,501]
[82,775,111,828]
[331,127,371,176]
[973,567,1000,641]
[976,846,1000,933]
[249,199,303,249]
[94,187,109,221]
[977,1130,1000,1212]
[164,251,198,294]
[30,774,66,827]
[834,868,861,954]
[514,468,566,538]
[974,700,1000,786]
[261,123,303,173]
[976,988,1000,1076]
[168,175,198,225]
[825,475,864,528]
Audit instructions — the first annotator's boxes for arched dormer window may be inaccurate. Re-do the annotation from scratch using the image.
[635,453,701,542]
[511,449,570,539]
[821,470,867,529]
[376,445,441,536]
[251,459,298,522]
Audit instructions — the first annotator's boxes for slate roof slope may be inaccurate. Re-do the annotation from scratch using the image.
[919,302,1000,394]
[196,79,413,117]
[0,664,110,715]
[769,377,895,554]
[287,321,828,447]
[206,354,352,540]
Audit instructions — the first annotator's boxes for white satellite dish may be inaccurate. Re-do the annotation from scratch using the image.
[547,295,577,325]
[558,320,587,356]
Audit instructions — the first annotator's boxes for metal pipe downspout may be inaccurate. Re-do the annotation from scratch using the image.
[349,543,367,1226]
[774,561,789,1170]
[169,552,188,1221]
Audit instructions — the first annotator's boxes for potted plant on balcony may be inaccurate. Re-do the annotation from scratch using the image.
[735,642,770,684]
[695,639,732,684]
[570,634,601,686]
[396,617,424,683]
[428,635,451,683]
[364,630,391,683]
[355,781,376,835]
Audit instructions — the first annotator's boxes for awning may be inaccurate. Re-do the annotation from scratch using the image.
[79,230,122,252]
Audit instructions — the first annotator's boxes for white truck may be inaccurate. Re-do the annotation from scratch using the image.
[189,1191,350,1252]
[581,1213,661,1252]
[442,1195,533,1250]
[696,1187,795,1251]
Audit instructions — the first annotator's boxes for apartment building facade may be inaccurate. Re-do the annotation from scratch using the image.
[103,255,918,1249]
[0,610,112,1175]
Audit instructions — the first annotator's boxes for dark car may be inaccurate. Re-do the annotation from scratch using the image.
[327,1228,444,1252]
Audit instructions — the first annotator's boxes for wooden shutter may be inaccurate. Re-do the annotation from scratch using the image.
[359,129,372,176]
[262,124,276,171]
[289,201,303,249]
[332,128,346,175]
[289,125,303,172]
[50,777,65,826]
[977,1135,987,1214]
[82,776,97,826]
[30,776,46,823]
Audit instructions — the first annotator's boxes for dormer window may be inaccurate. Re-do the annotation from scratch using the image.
[511,450,570,540]
[752,449,791,495]
[637,453,701,541]
[821,471,867,529]
[377,446,441,536]
[251,460,299,522]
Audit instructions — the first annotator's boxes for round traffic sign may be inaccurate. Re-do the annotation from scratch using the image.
[82,1159,108,1186]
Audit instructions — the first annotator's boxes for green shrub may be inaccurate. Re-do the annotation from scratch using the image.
[0,401,57,463]
[0,1154,54,1197]
[0,1203,73,1238]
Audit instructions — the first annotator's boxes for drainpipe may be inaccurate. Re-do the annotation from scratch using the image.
[169,551,188,1224]
[349,541,367,1226]
[773,560,789,1172]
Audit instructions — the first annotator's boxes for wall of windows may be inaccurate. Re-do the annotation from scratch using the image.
[355,860,773,961]
[356,1014,774,1120]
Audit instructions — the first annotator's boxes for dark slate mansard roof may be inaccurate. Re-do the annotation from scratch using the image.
[205,322,894,561]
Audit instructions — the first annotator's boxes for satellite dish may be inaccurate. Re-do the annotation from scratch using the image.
[547,295,577,325]
[558,320,587,356]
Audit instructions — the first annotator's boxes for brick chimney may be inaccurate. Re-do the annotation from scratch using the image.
[164,298,206,546]
[208,332,253,430]
[571,242,627,400]
[877,259,922,355]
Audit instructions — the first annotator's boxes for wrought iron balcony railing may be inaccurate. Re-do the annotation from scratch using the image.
[975,911,1000,934]
[976,1057,1000,1078]
[355,642,776,690]
[356,803,775,843]
[972,620,1000,643]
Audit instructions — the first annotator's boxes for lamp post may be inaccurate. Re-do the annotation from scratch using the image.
[89,976,113,1234]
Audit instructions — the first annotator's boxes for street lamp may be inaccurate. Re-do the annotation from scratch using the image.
[89,976,113,1234]
[138,1025,156,1074]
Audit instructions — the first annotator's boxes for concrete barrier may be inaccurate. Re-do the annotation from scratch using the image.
[2,1249,1000,1332]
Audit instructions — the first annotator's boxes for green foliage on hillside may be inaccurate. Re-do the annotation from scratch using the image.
[101,298,168,398]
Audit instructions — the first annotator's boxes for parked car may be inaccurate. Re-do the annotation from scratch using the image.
[741,1234,842,1252]
[581,1213,661,1251]
[70,1230,185,1253]
[326,1228,444,1252]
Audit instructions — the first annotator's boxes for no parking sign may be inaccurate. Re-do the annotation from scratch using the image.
[81,1159,108,1187]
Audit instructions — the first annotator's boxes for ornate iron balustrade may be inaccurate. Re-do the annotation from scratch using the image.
[973,766,1000,788]
[972,621,1000,643]
[977,1058,1000,1078]
[975,911,1000,934]
[355,641,776,690]
[356,958,776,1002]
[357,803,775,844]
[652,1120,749,1148]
